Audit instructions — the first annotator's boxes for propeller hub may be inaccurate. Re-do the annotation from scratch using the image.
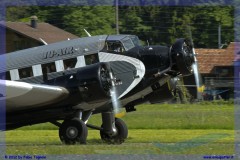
[171,38,195,76]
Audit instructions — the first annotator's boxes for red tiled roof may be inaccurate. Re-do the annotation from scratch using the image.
[5,22,79,44]
[195,42,239,74]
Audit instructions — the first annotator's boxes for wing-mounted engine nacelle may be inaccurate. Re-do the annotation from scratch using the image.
[76,62,115,104]
[171,38,194,76]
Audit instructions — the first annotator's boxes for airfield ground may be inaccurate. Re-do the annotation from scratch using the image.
[5,103,235,155]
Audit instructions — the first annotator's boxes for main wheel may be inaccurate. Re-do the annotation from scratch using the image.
[100,118,128,144]
[59,118,88,145]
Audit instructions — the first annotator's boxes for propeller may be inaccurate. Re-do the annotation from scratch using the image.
[182,25,204,100]
[170,25,204,102]
[101,64,124,116]
[109,71,121,114]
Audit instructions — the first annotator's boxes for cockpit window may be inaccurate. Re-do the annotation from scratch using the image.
[122,37,135,51]
[103,35,140,53]
[130,35,141,46]
[105,41,125,53]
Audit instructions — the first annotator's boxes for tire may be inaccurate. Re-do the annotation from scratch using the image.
[100,118,128,144]
[59,118,88,145]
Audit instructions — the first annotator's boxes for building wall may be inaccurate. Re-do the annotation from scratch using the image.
[6,29,42,53]
[202,66,234,100]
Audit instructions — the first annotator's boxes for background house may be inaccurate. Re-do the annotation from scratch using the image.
[196,42,239,99]
[3,16,79,53]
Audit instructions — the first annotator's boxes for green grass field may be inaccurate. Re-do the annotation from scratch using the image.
[5,129,234,155]
[4,103,235,155]
[18,103,234,130]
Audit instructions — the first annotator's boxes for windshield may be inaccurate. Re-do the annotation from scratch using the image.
[129,35,141,46]
[103,35,141,53]
[121,37,135,51]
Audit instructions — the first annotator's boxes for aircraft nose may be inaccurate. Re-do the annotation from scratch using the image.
[171,38,194,76]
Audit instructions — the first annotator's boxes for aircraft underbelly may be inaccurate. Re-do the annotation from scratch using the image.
[121,75,171,106]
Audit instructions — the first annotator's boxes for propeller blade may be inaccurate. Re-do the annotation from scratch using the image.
[110,86,121,114]
[191,47,204,99]
[108,70,122,114]
[187,25,204,100]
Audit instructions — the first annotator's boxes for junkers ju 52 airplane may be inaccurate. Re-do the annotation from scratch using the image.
[0,34,200,144]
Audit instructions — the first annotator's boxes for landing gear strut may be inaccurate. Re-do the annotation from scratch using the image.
[59,118,88,145]
[100,112,128,144]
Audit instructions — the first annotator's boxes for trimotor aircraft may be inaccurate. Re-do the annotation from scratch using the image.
[0,34,201,144]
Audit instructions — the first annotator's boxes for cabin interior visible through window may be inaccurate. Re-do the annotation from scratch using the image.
[42,62,56,74]
[105,41,125,53]
[85,54,99,65]
[19,67,33,79]
[63,58,77,70]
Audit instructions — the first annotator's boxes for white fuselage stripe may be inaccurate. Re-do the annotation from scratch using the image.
[10,69,19,80]
[55,60,64,72]
[7,51,145,100]
[98,52,145,98]
[75,56,86,68]
[32,64,43,76]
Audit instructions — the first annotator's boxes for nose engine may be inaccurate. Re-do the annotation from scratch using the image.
[77,63,114,104]
[171,38,194,76]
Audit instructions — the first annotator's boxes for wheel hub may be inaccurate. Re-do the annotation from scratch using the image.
[66,127,78,138]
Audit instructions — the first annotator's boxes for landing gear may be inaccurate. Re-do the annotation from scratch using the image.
[98,112,128,144]
[59,118,88,145]
[100,118,128,144]
[56,110,128,145]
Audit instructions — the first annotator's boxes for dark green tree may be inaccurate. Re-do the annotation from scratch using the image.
[5,5,234,48]
[63,6,116,37]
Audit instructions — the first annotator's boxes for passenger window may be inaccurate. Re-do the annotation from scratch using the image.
[63,58,77,70]
[42,62,56,74]
[0,72,10,80]
[19,67,33,79]
[85,54,99,65]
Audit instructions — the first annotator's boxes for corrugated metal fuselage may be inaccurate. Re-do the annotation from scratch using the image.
[3,35,172,130]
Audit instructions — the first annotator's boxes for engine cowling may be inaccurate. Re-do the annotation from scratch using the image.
[171,38,194,76]
[76,62,113,104]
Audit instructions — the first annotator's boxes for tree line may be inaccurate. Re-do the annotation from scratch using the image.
[6,5,234,48]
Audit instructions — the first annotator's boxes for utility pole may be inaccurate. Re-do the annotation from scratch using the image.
[218,23,221,48]
[115,0,119,34]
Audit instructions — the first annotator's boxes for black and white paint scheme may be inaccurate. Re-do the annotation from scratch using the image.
[0,34,200,144]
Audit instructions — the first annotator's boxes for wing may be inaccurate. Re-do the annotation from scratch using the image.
[0,80,69,112]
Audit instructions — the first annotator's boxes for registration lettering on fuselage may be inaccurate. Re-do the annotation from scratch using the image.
[42,46,75,59]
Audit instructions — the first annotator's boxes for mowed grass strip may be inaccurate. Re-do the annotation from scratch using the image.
[18,103,234,130]
[5,103,235,155]
[122,104,234,129]
[5,129,234,155]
